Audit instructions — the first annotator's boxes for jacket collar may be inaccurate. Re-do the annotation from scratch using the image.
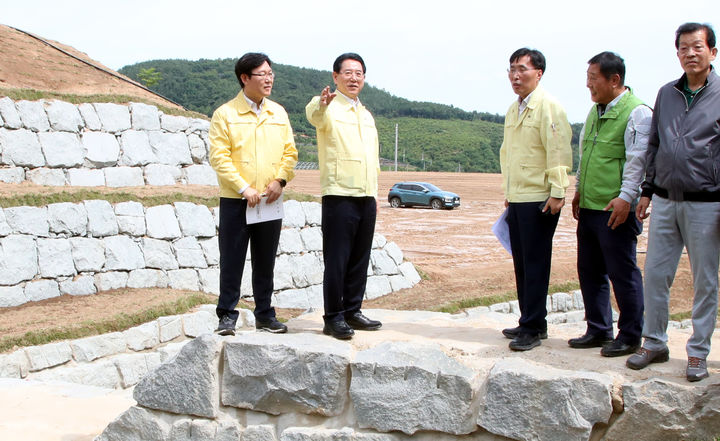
[233,90,274,117]
[513,85,545,126]
[673,65,717,91]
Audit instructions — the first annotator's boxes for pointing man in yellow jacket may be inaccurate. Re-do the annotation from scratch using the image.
[306,53,382,340]
[209,52,298,336]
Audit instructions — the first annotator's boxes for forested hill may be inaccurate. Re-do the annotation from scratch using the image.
[119,59,579,172]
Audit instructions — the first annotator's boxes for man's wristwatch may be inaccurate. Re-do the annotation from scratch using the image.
[276,178,286,188]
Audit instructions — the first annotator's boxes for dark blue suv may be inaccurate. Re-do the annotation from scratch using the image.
[387,182,460,210]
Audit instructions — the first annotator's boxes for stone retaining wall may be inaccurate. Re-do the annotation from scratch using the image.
[0,200,420,308]
[0,97,217,186]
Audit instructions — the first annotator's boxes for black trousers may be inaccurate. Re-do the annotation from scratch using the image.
[216,197,281,322]
[577,208,644,344]
[321,196,376,323]
[506,201,560,335]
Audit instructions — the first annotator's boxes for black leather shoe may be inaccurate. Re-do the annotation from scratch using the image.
[600,339,639,357]
[323,320,355,340]
[216,315,236,336]
[568,333,613,349]
[509,333,541,351]
[346,312,382,330]
[256,317,288,334]
[502,326,547,340]
[626,347,670,370]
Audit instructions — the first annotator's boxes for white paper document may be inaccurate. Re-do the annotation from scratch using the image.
[492,208,512,256]
[246,195,284,225]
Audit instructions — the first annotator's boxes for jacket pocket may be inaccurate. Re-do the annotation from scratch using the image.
[335,157,365,190]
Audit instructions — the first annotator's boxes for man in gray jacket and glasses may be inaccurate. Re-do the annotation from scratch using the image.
[627,22,719,382]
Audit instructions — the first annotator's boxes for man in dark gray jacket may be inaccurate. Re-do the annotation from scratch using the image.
[627,22,719,382]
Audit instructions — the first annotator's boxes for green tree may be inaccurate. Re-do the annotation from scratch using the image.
[137,67,162,88]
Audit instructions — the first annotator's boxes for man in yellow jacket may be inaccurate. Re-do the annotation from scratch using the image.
[306,53,382,340]
[209,52,298,336]
[499,48,573,351]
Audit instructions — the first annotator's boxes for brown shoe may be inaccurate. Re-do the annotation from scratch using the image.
[626,347,669,370]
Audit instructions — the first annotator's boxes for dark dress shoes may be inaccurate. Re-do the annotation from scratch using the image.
[345,312,382,330]
[600,339,639,357]
[502,326,547,340]
[567,333,613,349]
[509,333,541,351]
[323,320,355,340]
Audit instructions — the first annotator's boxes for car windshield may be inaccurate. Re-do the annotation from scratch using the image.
[422,183,441,192]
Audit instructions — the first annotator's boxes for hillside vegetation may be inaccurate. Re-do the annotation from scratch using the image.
[120,59,580,172]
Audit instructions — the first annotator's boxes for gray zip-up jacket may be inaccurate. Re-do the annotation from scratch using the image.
[641,68,720,201]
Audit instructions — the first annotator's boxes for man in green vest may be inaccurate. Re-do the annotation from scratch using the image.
[568,52,652,357]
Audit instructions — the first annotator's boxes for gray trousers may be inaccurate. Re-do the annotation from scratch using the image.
[642,195,720,358]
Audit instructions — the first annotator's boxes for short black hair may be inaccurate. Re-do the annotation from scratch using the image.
[588,51,626,86]
[675,22,716,49]
[234,53,272,88]
[333,53,366,74]
[509,48,546,73]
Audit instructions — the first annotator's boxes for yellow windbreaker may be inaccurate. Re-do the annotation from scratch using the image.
[209,91,298,199]
[306,94,380,197]
[499,86,572,202]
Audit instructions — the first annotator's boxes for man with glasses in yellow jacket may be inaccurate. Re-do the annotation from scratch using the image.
[306,53,382,340]
[209,52,298,336]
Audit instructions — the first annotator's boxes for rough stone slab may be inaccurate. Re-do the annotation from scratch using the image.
[39,131,84,167]
[272,255,294,290]
[26,167,66,186]
[0,167,25,183]
[478,358,613,441]
[187,134,207,164]
[124,321,160,351]
[551,292,573,312]
[372,233,387,249]
[48,202,88,235]
[134,333,221,418]
[168,269,199,291]
[243,424,278,441]
[279,228,303,254]
[146,204,182,239]
[571,290,584,310]
[94,103,131,133]
[489,302,510,314]
[0,207,9,236]
[384,242,404,265]
[105,166,145,187]
[4,208,45,237]
[119,130,157,166]
[0,285,26,307]
[112,352,163,389]
[94,271,129,291]
[95,405,172,441]
[31,359,120,389]
[175,202,215,237]
[82,131,120,167]
[70,237,106,272]
[351,341,481,435]
[604,378,720,441]
[305,284,323,307]
[71,332,127,362]
[104,235,145,270]
[223,333,352,416]
[25,341,73,371]
[0,235,38,285]
[0,97,22,129]
[182,310,216,338]
[37,238,75,277]
[127,269,169,288]
[0,350,30,379]
[158,315,184,342]
[290,253,323,288]
[212,207,220,228]
[174,236,207,268]
[77,103,101,130]
[197,268,220,295]
[24,279,61,302]
[0,128,44,167]
[17,100,50,132]
[299,227,322,252]
[148,131,192,166]
[365,275,392,300]
[144,163,181,186]
[188,118,210,133]
[85,199,119,237]
[273,287,310,309]
[116,201,146,236]
[67,168,105,186]
[282,199,306,228]
[398,262,421,285]
[143,237,179,270]
[183,164,217,186]
[300,202,321,226]
[199,238,219,266]
[160,114,190,132]
[45,100,84,132]
[59,275,97,296]
[389,274,412,291]
[509,300,520,315]
[371,249,398,275]
[130,102,161,130]
[157,340,189,362]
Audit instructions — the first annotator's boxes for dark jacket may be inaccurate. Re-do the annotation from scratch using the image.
[641,68,720,201]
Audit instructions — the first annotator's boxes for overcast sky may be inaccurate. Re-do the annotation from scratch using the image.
[3,0,718,122]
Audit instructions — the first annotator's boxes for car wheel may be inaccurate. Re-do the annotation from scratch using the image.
[431,199,442,210]
[390,197,402,208]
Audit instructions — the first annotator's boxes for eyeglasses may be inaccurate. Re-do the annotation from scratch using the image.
[340,70,365,79]
[507,67,537,75]
[249,71,275,78]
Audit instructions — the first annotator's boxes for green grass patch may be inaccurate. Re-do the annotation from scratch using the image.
[0,292,217,353]
[434,281,580,314]
[0,87,208,120]
[669,308,720,323]
[414,264,430,281]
